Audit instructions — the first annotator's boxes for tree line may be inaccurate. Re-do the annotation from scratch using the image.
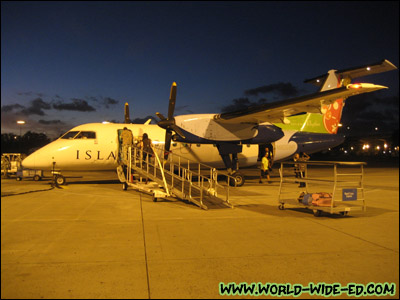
[1,131,51,155]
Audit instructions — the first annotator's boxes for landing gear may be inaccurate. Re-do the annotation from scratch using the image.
[217,143,246,187]
[55,174,66,185]
[229,171,245,187]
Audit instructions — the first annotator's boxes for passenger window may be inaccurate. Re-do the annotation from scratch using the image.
[75,131,96,139]
[60,131,80,139]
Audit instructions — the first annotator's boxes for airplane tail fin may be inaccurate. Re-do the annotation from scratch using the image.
[283,68,346,134]
[285,59,397,134]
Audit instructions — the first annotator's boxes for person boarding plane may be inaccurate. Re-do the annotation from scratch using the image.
[22,59,397,186]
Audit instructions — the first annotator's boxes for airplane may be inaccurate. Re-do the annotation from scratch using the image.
[22,59,397,186]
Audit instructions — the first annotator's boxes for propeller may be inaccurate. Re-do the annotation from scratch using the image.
[156,82,186,159]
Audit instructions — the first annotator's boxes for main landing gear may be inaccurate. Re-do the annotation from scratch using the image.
[229,171,245,187]
[217,144,245,187]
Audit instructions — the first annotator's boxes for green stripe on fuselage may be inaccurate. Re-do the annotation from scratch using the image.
[274,113,328,133]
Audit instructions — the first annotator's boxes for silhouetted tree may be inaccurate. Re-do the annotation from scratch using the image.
[1,131,50,155]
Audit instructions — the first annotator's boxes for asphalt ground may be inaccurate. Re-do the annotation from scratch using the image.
[1,166,399,299]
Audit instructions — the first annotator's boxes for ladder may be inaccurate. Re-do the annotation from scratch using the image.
[121,143,234,210]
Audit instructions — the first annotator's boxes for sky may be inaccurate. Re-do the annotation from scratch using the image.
[1,1,399,138]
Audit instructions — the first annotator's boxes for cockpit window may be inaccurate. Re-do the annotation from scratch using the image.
[75,131,96,139]
[59,131,96,139]
[60,131,80,139]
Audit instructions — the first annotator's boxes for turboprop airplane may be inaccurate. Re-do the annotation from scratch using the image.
[22,59,397,186]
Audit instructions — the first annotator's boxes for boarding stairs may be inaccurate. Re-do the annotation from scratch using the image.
[119,144,234,210]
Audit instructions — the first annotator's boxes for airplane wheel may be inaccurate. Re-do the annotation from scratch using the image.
[278,204,285,210]
[16,177,22,181]
[229,172,245,187]
[340,211,348,217]
[55,175,66,185]
[33,175,41,181]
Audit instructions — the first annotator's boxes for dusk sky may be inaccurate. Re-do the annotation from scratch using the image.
[1,1,399,138]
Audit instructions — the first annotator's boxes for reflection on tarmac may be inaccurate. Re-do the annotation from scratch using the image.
[1,167,399,298]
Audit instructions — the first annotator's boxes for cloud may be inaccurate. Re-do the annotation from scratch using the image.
[1,104,25,112]
[1,98,52,116]
[16,91,33,96]
[131,115,157,124]
[53,98,96,112]
[0,112,73,139]
[220,82,303,113]
[17,91,46,98]
[103,97,118,108]
[21,98,52,116]
[175,105,194,114]
[220,98,253,113]
[83,96,119,108]
[244,82,300,98]
[38,119,64,125]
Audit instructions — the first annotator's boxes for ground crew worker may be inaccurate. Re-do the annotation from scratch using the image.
[121,127,133,165]
[259,149,271,184]
[293,152,310,187]
[140,133,153,161]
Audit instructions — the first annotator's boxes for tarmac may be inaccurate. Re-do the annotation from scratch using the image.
[1,165,399,299]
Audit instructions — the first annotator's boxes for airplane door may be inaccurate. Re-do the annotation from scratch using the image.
[117,129,123,162]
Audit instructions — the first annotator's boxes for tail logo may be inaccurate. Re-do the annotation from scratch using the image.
[321,99,344,134]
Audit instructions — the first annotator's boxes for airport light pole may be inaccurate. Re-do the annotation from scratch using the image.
[17,120,25,137]
[16,120,25,153]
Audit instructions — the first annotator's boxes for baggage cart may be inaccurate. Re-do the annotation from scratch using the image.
[1,153,22,177]
[16,169,44,181]
[278,161,366,217]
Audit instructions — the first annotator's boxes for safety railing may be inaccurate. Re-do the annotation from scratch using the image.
[278,160,366,216]
[127,143,234,209]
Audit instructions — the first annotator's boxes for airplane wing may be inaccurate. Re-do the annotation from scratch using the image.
[213,83,387,124]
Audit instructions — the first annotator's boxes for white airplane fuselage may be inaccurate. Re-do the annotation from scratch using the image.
[22,122,259,171]
[22,122,344,172]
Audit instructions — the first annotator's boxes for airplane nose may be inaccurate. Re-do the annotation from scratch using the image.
[22,154,35,169]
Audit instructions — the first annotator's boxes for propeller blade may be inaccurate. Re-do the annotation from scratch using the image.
[156,112,166,121]
[168,82,177,120]
[171,124,186,139]
[164,130,173,159]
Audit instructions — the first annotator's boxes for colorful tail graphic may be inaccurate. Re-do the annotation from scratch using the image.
[319,70,345,134]
[280,69,345,134]
[289,59,397,134]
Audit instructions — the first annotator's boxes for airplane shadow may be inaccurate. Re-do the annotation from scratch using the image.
[65,179,120,185]
[235,203,396,218]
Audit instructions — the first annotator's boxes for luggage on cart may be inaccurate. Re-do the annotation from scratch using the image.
[300,192,332,206]
[311,192,332,207]
[302,193,313,205]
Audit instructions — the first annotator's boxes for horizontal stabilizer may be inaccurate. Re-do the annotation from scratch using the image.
[304,59,397,87]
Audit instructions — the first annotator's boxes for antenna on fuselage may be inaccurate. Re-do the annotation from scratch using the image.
[124,102,130,124]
